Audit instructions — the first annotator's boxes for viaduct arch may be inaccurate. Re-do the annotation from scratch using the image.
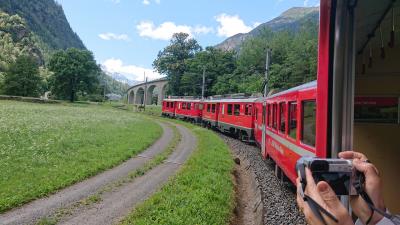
[127,77,168,105]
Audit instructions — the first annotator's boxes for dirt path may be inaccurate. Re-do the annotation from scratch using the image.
[0,122,174,225]
[58,124,196,225]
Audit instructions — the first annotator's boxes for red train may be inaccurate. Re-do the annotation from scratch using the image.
[161,1,400,211]
[162,81,317,184]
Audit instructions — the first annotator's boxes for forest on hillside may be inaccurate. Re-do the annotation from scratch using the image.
[154,17,319,97]
[0,10,128,101]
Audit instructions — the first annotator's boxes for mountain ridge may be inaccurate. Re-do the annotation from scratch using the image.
[215,6,319,51]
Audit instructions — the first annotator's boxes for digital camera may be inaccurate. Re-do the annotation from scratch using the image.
[296,157,359,196]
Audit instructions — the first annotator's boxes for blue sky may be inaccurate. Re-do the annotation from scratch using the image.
[57,0,319,81]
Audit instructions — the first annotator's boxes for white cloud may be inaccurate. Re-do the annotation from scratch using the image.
[99,33,130,41]
[215,14,259,37]
[102,58,162,81]
[142,0,150,5]
[110,0,120,3]
[136,21,213,40]
[303,0,309,6]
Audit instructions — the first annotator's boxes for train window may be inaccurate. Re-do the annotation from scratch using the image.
[171,102,174,108]
[166,102,169,108]
[198,103,203,110]
[227,104,233,115]
[267,104,271,127]
[182,103,186,109]
[234,104,240,116]
[255,107,258,120]
[302,100,316,147]
[187,103,191,110]
[289,102,297,139]
[222,104,225,115]
[272,104,277,130]
[212,104,216,113]
[207,104,211,112]
[245,104,252,116]
[279,102,286,133]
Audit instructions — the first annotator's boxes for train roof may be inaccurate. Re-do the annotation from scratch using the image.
[204,98,259,103]
[163,98,202,103]
[266,80,317,99]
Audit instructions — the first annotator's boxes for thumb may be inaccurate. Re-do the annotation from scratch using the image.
[317,181,341,209]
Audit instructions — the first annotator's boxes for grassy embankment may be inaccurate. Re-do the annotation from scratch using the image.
[121,120,235,225]
[0,100,162,212]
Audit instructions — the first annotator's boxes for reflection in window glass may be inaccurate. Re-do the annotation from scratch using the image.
[289,102,297,139]
[280,102,286,133]
[354,97,399,123]
[234,104,240,116]
[302,100,316,147]
[227,104,233,115]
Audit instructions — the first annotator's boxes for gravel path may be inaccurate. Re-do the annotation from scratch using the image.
[58,124,197,225]
[0,122,173,225]
[219,134,306,225]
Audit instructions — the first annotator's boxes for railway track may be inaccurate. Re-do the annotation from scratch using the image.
[219,134,306,225]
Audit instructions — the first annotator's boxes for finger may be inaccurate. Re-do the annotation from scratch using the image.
[305,168,317,189]
[338,151,367,160]
[317,181,342,209]
[353,159,380,178]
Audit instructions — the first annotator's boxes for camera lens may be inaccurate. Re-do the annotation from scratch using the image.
[310,160,329,171]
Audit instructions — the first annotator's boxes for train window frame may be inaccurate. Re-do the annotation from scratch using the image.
[212,104,216,113]
[227,104,233,115]
[234,104,240,116]
[301,100,316,147]
[207,104,211,112]
[288,101,297,140]
[272,104,277,130]
[279,102,286,134]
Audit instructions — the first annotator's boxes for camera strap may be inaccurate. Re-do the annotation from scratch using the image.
[354,173,400,225]
[303,194,339,225]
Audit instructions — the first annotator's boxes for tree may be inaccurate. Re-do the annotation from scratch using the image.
[48,48,99,102]
[153,33,201,95]
[3,55,42,97]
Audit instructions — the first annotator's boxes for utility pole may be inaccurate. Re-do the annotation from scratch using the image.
[264,48,272,97]
[201,66,206,100]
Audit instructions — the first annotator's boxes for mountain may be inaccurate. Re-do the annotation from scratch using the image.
[0,0,86,58]
[215,7,319,51]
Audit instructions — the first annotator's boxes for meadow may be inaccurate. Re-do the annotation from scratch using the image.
[121,121,235,225]
[0,100,162,212]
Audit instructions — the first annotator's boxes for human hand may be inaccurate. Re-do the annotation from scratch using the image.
[296,168,354,225]
[339,151,385,225]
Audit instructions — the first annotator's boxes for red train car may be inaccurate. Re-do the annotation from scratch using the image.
[254,81,318,183]
[201,100,219,128]
[174,99,203,123]
[216,98,257,142]
[161,99,177,117]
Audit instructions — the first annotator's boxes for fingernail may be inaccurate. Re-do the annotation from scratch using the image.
[318,182,328,192]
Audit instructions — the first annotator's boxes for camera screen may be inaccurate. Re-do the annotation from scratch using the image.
[312,172,351,195]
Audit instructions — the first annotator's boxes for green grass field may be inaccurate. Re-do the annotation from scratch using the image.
[0,100,162,212]
[121,121,235,225]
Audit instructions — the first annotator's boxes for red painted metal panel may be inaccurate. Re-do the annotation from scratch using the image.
[316,0,332,158]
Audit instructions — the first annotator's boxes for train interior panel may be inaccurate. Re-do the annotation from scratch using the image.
[354,0,400,212]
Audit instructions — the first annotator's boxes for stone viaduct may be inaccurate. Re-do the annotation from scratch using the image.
[127,77,168,105]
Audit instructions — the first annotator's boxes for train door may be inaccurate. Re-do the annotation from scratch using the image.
[320,0,400,212]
